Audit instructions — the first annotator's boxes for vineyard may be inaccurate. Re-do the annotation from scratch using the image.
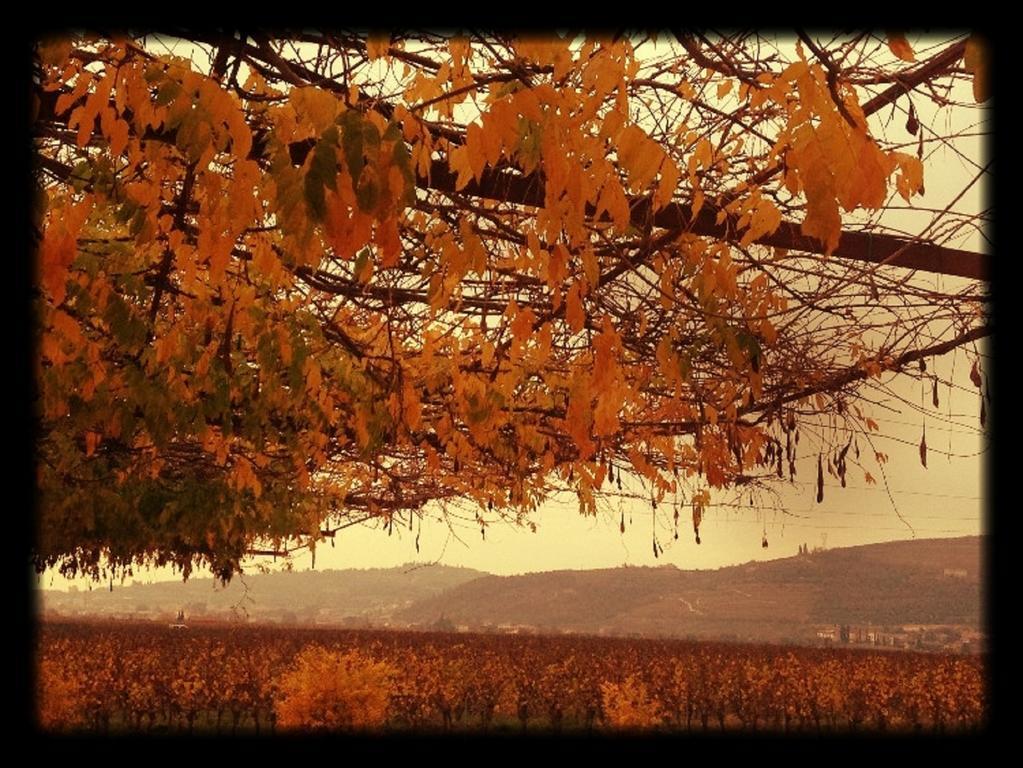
[36,621,986,734]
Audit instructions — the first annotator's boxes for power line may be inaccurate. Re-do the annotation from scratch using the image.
[779,480,981,500]
[709,506,980,521]
[699,516,979,534]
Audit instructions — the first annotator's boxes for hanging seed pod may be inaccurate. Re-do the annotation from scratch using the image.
[920,425,928,468]
[653,538,659,558]
[918,358,926,373]
[617,474,622,490]
[620,511,626,534]
[816,454,824,503]
[777,456,783,478]
[932,377,940,409]
[415,532,420,553]
[762,535,769,549]
[905,101,919,135]
[980,397,987,428]
[795,429,800,445]
[786,410,796,433]
[607,464,614,486]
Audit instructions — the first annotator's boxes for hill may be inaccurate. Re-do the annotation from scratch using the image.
[397,536,983,641]
[39,564,484,626]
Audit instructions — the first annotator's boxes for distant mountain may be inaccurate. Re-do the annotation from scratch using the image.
[39,537,984,644]
[397,536,984,641]
[38,564,485,625]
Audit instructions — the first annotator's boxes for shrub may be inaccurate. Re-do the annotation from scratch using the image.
[275,645,396,731]
[600,674,663,730]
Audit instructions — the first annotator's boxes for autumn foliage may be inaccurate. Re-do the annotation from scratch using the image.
[36,622,985,734]
[600,674,663,729]
[37,657,85,731]
[275,645,395,731]
[31,33,990,579]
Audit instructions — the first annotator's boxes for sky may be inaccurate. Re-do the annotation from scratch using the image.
[36,33,989,591]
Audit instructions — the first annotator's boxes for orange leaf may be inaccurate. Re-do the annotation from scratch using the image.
[886,33,916,63]
[366,32,390,61]
[565,280,586,333]
[964,35,990,103]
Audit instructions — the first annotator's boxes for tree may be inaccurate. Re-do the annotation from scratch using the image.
[31,32,990,581]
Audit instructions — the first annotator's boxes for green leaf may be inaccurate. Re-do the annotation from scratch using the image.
[303,129,340,221]
[338,111,369,184]
[355,171,380,213]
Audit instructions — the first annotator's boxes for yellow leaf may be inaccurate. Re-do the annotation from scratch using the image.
[892,152,924,201]
[580,247,601,289]
[593,383,623,436]
[743,197,781,244]
[290,87,338,133]
[465,121,487,181]
[597,175,631,232]
[653,158,679,211]
[447,145,474,191]
[510,303,537,346]
[547,243,569,289]
[305,358,322,394]
[101,107,129,157]
[692,138,712,173]
[616,124,664,190]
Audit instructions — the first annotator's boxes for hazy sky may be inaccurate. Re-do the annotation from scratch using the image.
[37,33,988,591]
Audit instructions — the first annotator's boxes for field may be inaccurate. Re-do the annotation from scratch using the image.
[36,620,986,734]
